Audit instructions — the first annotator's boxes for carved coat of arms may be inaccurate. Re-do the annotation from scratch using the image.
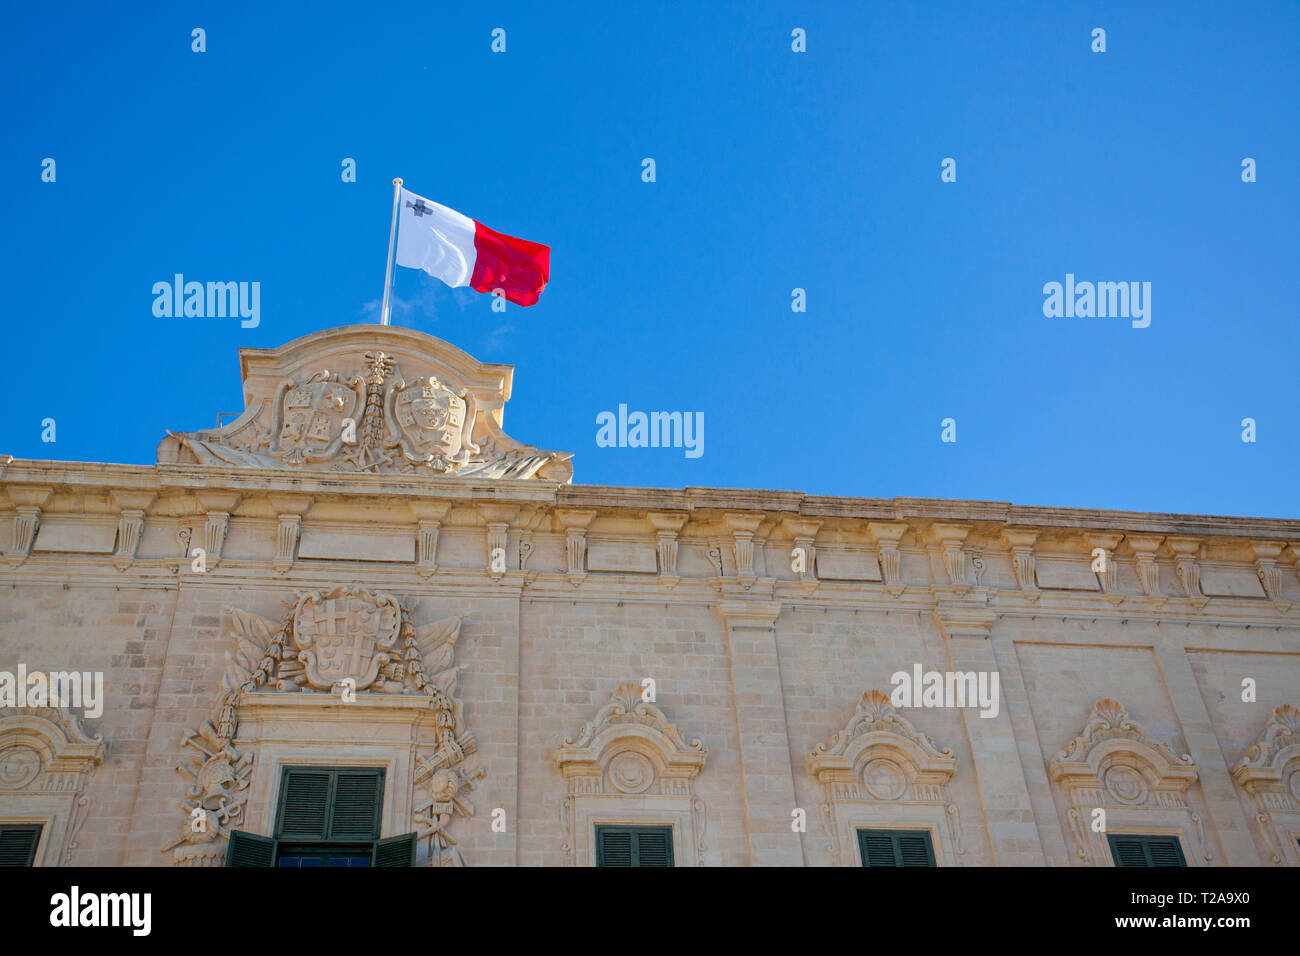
[168,586,483,866]
[293,585,402,690]
[387,375,480,472]
[269,371,364,465]
[162,332,574,480]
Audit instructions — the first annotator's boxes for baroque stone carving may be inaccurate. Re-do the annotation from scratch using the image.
[3,487,51,569]
[159,327,572,480]
[809,690,961,865]
[1231,704,1300,865]
[1250,541,1292,612]
[0,705,106,865]
[556,682,708,865]
[1049,698,1206,865]
[166,585,482,865]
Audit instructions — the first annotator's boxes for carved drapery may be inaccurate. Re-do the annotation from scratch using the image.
[808,689,961,866]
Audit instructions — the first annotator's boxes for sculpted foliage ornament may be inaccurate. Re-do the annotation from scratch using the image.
[166,585,482,865]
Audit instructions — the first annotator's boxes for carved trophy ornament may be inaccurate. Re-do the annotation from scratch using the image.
[167,585,483,866]
[160,329,573,480]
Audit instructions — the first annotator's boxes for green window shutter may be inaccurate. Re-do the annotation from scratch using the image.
[595,826,673,867]
[372,831,417,867]
[0,825,43,867]
[276,767,385,841]
[226,829,277,867]
[1108,834,1186,867]
[633,827,673,867]
[857,829,936,867]
[597,828,633,866]
[331,771,384,840]
[277,770,331,839]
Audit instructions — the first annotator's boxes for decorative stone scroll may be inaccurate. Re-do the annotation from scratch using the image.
[1049,698,1209,866]
[808,690,961,866]
[158,326,572,481]
[556,683,708,866]
[0,705,106,865]
[1231,704,1300,865]
[165,584,482,866]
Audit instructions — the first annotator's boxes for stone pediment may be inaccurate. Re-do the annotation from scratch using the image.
[157,325,573,481]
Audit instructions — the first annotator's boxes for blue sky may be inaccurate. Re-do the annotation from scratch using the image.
[4,1,1297,518]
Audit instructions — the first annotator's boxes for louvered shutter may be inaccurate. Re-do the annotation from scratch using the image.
[595,826,674,866]
[632,827,673,867]
[276,768,385,841]
[1108,834,1186,867]
[857,829,937,867]
[0,825,42,867]
[860,831,899,866]
[597,828,633,866]
[277,770,331,839]
[898,832,936,866]
[372,831,417,866]
[226,829,277,867]
[1145,838,1186,866]
[332,771,384,839]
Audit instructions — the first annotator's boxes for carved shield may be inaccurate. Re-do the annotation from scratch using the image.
[274,378,360,463]
[392,377,472,466]
[293,586,402,690]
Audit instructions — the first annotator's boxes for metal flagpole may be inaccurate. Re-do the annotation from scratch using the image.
[379,177,403,326]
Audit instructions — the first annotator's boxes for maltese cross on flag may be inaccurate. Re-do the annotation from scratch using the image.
[395,189,550,306]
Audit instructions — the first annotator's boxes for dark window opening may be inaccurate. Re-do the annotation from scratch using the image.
[595,825,674,867]
[1107,833,1187,867]
[227,767,415,867]
[0,825,43,867]
[857,828,937,867]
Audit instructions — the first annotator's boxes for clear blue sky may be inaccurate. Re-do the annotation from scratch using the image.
[4,2,1296,518]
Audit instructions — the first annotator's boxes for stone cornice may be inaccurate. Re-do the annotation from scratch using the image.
[3,460,1300,541]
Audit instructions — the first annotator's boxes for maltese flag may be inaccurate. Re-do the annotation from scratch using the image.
[395,189,550,306]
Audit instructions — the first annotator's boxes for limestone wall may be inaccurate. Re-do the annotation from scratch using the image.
[1,458,1297,866]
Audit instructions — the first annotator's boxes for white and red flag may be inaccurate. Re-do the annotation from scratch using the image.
[394,189,550,306]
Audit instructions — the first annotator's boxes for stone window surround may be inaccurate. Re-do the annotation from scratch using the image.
[1050,698,1210,867]
[808,689,962,867]
[556,683,708,867]
[0,706,105,866]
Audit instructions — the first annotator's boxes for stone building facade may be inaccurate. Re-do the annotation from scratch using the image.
[1,325,1297,867]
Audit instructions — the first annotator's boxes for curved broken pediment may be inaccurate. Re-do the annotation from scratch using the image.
[556,682,707,788]
[157,325,572,481]
[808,689,958,787]
[1049,698,1197,792]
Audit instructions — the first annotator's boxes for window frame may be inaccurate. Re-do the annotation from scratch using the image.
[856,827,938,867]
[274,765,386,843]
[1106,832,1188,867]
[0,823,46,867]
[227,765,418,867]
[594,824,676,867]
